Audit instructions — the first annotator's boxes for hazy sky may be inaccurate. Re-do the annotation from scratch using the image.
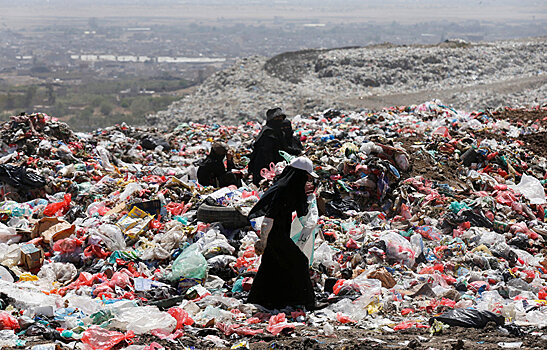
[0,0,545,28]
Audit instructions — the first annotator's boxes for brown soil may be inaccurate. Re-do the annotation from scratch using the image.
[494,108,547,126]
[397,136,466,189]
[522,132,547,158]
[484,108,547,158]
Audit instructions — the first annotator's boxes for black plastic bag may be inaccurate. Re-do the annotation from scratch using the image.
[141,136,171,151]
[0,164,46,190]
[325,198,360,218]
[429,308,504,328]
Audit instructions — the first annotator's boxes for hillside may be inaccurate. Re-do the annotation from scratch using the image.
[148,37,546,127]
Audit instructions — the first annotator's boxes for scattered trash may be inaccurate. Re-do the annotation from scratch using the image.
[0,103,545,347]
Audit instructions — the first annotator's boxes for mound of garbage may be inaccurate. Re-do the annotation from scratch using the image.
[149,38,547,127]
[0,101,546,349]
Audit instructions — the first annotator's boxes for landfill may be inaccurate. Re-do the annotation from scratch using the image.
[149,38,547,127]
[0,101,546,350]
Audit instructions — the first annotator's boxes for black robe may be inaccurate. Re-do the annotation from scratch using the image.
[247,167,315,309]
[247,120,285,186]
[196,153,237,187]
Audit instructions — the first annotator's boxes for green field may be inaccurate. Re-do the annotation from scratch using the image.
[0,76,192,131]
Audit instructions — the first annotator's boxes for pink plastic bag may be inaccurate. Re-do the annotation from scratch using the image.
[260,162,276,181]
[167,307,194,329]
[81,326,135,350]
[109,269,132,289]
[53,237,81,254]
[143,342,164,350]
[432,126,451,139]
[393,321,429,331]
[266,313,296,335]
[336,313,356,324]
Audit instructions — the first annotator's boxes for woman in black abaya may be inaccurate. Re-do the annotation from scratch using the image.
[247,157,317,309]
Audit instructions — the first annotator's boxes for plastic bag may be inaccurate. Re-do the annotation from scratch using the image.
[167,307,194,329]
[260,162,277,181]
[429,308,504,328]
[37,262,78,283]
[43,194,71,217]
[0,226,20,245]
[312,242,338,274]
[0,312,19,330]
[509,173,546,205]
[109,270,132,289]
[114,306,177,335]
[87,202,109,217]
[381,231,416,267]
[165,202,187,216]
[266,313,295,335]
[81,326,135,350]
[168,244,207,282]
[290,194,319,264]
[52,237,81,254]
[336,312,357,324]
[96,146,115,172]
[0,164,46,190]
[0,243,21,268]
[119,182,143,202]
[96,224,126,251]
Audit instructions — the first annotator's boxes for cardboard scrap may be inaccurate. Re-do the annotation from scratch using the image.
[20,243,44,270]
[31,217,75,244]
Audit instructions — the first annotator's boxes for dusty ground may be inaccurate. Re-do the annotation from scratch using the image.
[115,324,547,349]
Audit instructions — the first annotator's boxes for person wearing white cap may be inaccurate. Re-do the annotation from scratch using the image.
[247,156,319,310]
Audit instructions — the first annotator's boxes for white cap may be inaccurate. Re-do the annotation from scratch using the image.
[289,156,319,178]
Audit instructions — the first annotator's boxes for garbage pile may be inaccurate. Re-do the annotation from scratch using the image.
[0,102,546,349]
[149,38,547,127]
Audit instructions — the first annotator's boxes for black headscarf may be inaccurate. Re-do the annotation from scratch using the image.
[251,119,284,149]
[281,119,293,142]
[248,166,309,219]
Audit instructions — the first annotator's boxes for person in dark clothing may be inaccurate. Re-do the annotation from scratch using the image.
[281,119,304,156]
[247,107,287,186]
[197,142,241,187]
[247,156,318,310]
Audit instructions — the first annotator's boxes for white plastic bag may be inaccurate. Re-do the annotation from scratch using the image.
[509,173,546,205]
[312,242,339,274]
[290,194,319,264]
[95,146,115,172]
[0,243,21,267]
[118,182,143,202]
[0,224,20,244]
[37,262,78,284]
[113,306,176,334]
[96,224,126,251]
[381,231,415,267]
